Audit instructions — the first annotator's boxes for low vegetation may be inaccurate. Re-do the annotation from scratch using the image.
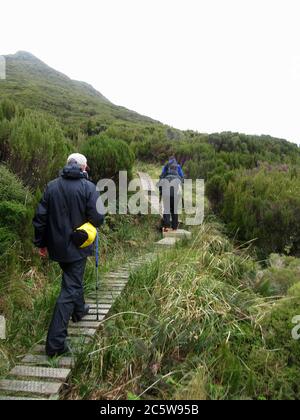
[67,222,300,400]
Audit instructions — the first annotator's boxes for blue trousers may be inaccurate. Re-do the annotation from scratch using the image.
[46,258,87,356]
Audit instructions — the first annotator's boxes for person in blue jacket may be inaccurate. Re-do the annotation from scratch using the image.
[159,157,184,231]
[33,153,104,357]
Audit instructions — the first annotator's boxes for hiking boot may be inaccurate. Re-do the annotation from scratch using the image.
[71,304,90,323]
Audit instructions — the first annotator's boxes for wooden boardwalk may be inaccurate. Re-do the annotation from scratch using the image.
[0,253,156,400]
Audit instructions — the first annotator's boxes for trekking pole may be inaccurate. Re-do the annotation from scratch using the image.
[95,229,100,321]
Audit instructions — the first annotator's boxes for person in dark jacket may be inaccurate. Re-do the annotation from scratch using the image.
[33,153,104,357]
[159,157,184,231]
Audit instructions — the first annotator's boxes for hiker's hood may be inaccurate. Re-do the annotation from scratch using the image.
[60,164,88,180]
[168,158,177,165]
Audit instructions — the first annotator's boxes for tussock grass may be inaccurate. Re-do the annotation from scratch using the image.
[67,221,300,400]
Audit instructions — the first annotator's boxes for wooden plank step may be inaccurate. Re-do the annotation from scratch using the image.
[97,291,121,295]
[156,237,179,246]
[104,274,129,279]
[99,288,125,293]
[32,344,45,353]
[68,328,97,337]
[69,321,102,328]
[0,395,47,400]
[88,308,110,315]
[9,366,71,382]
[87,299,114,304]
[81,314,107,320]
[100,284,127,288]
[0,379,62,396]
[22,355,74,368]
[85,303,111,309]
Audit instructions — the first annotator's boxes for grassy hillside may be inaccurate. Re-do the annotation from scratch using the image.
[0,51,159,134]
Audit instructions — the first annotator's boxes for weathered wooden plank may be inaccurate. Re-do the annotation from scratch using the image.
[100,284,126,289]
[22,355,74,368]
[0,379,62,396]
[156,237,179,246]
[68,328,97,337]
[80,314,107,320]
[69,321,102,328]
[10,366,71,382]
[105,274,129,279]
[163,229,192,239]
[85,303,111,309]
[97,291,122,296]
[0,395,47,400]
[88,308,110,315]
[32,344,46,353]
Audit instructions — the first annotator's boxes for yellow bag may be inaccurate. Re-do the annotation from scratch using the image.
[74,222,97,249]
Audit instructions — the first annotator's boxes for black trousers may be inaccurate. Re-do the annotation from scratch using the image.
[163,194,179,230]
[46,258,87,356]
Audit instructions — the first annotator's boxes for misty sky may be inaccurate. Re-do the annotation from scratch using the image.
[1,0,300,143]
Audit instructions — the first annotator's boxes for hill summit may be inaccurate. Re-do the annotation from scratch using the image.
[0,51,158,128]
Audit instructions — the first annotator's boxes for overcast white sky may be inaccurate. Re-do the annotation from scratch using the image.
[1,0,300,143]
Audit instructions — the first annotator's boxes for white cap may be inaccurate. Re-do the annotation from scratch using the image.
[67,153,87,167]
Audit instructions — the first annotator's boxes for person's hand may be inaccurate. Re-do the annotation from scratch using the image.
[39,247,48,258]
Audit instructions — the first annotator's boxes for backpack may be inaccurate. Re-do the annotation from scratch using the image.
[166,161,180,177]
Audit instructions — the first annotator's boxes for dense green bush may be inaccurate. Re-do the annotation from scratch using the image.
[80,134,135,182]
[0,100,70,189]
[221,168,300,256]
[0,165,33,256]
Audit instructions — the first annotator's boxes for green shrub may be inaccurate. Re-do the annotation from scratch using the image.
[0,201,28,234]
[0,100,70,189]
[222,168,300,256]
[81,134,135,182]
[0,165,33,257]
[0,165,31,203]
[0,227,18,256]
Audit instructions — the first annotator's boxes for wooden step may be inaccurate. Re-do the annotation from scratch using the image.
[163,229,191,239]
[105,273,129,278]
[80,314,107,320]
[22,354,74,368]
[69,321,102,328]
[84,302,111,308]
[0,379,63,396]
[156,237,179,246]
[100,284,126,289]
[9,366,71,382]
[0,395,47,400]
[68,328,97,337]
[85,303,111,309]
[32,345,45,354]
